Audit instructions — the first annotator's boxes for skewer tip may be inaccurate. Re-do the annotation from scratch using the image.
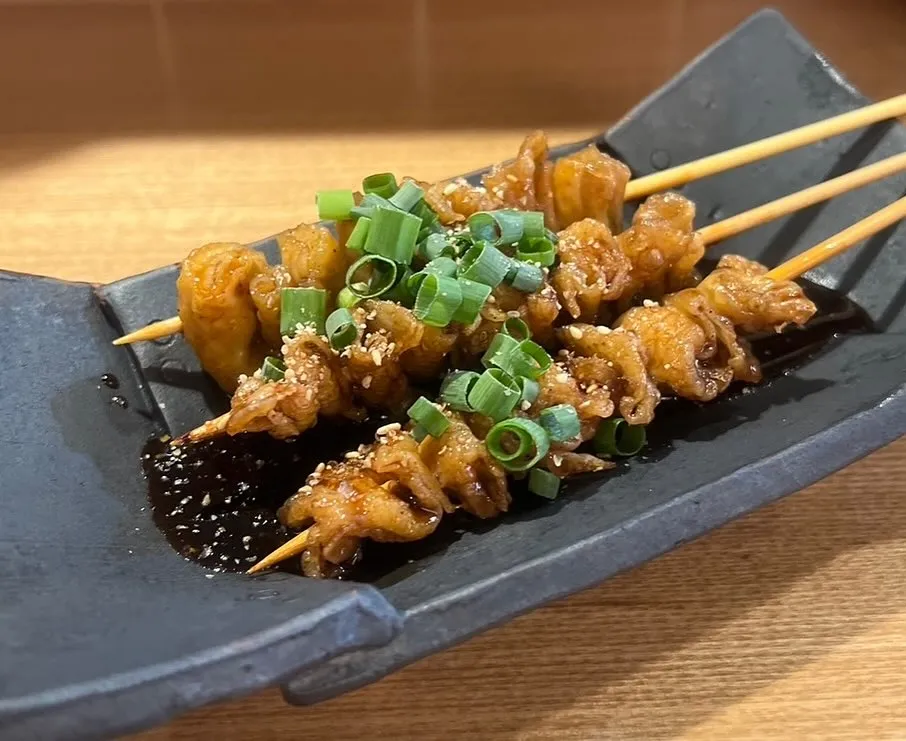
[247,530,310,574]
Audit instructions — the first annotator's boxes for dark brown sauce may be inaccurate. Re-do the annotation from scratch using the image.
[100,373,120,389]
[144,278,873,581]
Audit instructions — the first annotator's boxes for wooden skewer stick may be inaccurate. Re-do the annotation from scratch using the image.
[698,151,906,245]
[246,529,309,575]
[624,94,906,200]
[244,205,906,576]
[112,316,183,346]
[767,195,906,282]
[112,98,906,349]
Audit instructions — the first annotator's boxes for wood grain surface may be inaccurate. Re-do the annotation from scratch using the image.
[2,2,906,740]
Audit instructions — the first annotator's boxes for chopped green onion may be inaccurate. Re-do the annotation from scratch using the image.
[451,231,475,255]
[345,254,398,299]
[467,368,521,421]
[481,332,520,370]
[422,233,455,261]
[411,424,429,443]
[517,376,540,405]
[413,274,463,327]
[261,356,286,382]
[468,212,499,243]
[414,200,443,236]
[522,212,545,240]
[337,286,359,309]
[594,418,647,457]
[539,404,581,442]
[467,210,545,246]
[389,180,424,212]
[452,278,492,324]
[346,216,371,252]
[485,418,550,471]
[440,371,480,411]
[363,207,421,264]
[383,266,415,306]
[280,287,327,337]
[516,236,556,267]
[502,316,531,341]
[316,189,355,221]
[407,257,459,295]
[515,340,552,379]
[459,242,511,287]
[350,192,396,220]
[545,227,559,244]
[528,468,560,499]
[362,172,398,198]
[508,261,545,292]
[407,396,450,438]
[325,308,357,350]
[483,336,551,380]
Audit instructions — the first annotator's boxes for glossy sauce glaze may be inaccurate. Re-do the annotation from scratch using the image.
[144,278,871,581]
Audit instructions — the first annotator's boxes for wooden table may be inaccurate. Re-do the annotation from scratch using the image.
[4,129,906,741]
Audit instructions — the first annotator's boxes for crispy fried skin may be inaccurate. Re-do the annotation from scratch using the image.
[177,242,269,392]
[552,144,631,234]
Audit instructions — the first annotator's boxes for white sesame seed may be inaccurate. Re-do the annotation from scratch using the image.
[568,326,583,339]
[521,400,531,411]
[362,375,373,389]
[443,182,459,195]
[345,451,361,460]
[643,299,659,308]
[556,373,570,384]
[315,463,325,473]
[371,349,383,366]
[596,326,612,335]
[506,174,518,183]
[201,494,211,507]
[376,422,402,436]
[664,363,672,370]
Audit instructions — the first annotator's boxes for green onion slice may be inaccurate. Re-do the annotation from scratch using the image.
[528,467,560,499]
[325,308,357,350]
[280,287,327,337]
[516,236,556,267]
[467,368,521,421]
[422,233,455,261]
[483,336,551,380]
[316,189,356,221]
[413,273,463,327]
[594,418,647,457]
[517,376,540,405]
[261,356,286,382]
[383,266,415,306]
[467,212,499,243]
[407,396,450,439]
[522,212,545,240]
[337,286,359,309]
[350,192,394,220]
[363,207,421,264]
[481,332,520,370]
[389,180,425,212]
[440,371,480,411]
[346,216,371,252]
[539,404,581,442]
[452,278,492,324]
[459,242,511,287]
[411,424,429,443]
[345,254,398,299]
[508,261,544,292]
[485,418,551,471]
[502,316,531,341]
[408,256,458,294]
[362,172,398,198]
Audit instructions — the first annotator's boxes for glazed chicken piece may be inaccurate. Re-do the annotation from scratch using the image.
[278,222,349,294]
[458,282,561,358]
[552,144,632,234]
[226,330,358,439]
[177,242,270,392]
[530,360,615,445]
[423,179,503,225]
[483,130,558,227]
[552,218,633,322]
[249,265,293,348]
[557,324,660,425]
[616,192,705,303]
[697,254,817,333]
[280,415,510,576]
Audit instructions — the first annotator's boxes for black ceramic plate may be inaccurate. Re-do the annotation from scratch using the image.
[3,9,906,741]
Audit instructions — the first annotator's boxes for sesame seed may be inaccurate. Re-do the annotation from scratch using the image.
[552,455,563,466]
[643,299,659,308]
[201,494,211,507]
[376,422,402,436]
[345,451,361,460]
[521,400,532,411]
[556,373,570,384]
[443,182,459,195]
[596,326,612,334]
[568,326,583,339]
[315,463,325,473]
[362,375,373,389]
[664,363,672,370]
[371,349,383,366]
[506,174,518,183]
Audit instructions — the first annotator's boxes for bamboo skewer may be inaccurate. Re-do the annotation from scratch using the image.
[244,197,906,576]
[767,195,906,281]
[112,97,906,348]
[624,94,906,200]
[246,530,309,575]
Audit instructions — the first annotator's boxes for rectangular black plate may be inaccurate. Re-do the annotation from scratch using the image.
[2,9,905,741]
